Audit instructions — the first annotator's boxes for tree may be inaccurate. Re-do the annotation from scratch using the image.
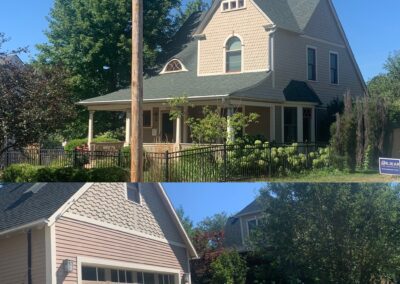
[186,107,259,144]
[0,34,75,155]
[179,0,210,24]
[176,206,195,238]
[210,250,247,284]
[36,0,183,138]
[251,183,400,284]
[197,212,229,233]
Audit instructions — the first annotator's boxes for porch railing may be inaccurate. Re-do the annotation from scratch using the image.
[1,143,328,182]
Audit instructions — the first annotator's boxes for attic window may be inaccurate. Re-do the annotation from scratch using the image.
[161,59,187,74]
[126,183,141,204]
[222,0,245,12]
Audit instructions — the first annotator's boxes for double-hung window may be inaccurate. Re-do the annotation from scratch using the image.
[307,47,317,81]
[330,52,339,84]
[226,36,242,73]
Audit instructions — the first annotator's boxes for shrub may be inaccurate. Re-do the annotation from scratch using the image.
[3,164,129,182]
[64,137,120,151]
[210,250,247,284]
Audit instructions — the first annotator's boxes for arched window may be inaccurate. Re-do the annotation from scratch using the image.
[226,36,242,73]
[161,59,187,74]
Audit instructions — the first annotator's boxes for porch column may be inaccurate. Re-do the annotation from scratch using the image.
[297,106,303,143]
[125,111,131,146]
[270,105,276,141]
[311,107,316,142]
[175,114,182,145]
[88,110,95,146]
[227,107,235,143]
[183,106,189,143]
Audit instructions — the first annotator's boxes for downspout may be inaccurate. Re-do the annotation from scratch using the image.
[265,24,277,88]
[27,229,32,284]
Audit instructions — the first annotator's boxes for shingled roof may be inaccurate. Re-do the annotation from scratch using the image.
[78,0,326,106]
[0,183,84,233]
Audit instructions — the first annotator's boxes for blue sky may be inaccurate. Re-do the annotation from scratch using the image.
[0,0,399,80]
[164,183,265,225]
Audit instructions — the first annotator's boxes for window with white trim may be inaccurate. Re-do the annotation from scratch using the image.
[82,266,106,282]
[226,36,242,73]
[127,183,140,204]
[330,52,339,84]
[158,274,175,284]
[247,218,258,237]
[307,47,317,81]
[111,269,134,283]
[222,0,245,11]
[161,59,187,74]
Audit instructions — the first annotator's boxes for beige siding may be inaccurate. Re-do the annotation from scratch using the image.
[274,30,364,106]
[199,0,271,75]
[66,183,184,244]
[0,228,46,284]
[55,217,188,284]
[245,106,270,139]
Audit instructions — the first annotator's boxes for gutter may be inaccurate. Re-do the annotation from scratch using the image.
[0,219,47,237]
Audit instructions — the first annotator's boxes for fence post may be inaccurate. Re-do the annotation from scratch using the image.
[305,143,309,169]
[223,144,227,182]
[6,150,10,168]
[164,151,169,182]
[38,148,42,166]
[73,149,77,168]
[268,145,272,177]
[118,150,122,168]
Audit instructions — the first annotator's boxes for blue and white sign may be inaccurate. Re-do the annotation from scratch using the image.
[379,158,400,176]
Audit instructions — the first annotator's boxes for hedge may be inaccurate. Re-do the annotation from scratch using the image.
[3,164,129,182]
[64,137,120,151]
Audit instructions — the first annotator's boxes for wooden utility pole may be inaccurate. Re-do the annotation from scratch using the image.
[130,0,144,182]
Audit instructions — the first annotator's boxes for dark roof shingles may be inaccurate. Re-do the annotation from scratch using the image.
[0,183,84,232]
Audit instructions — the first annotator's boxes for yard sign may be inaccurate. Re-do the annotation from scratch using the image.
[379,158,400,176]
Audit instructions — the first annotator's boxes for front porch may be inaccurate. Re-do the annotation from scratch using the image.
[85,99,317,152]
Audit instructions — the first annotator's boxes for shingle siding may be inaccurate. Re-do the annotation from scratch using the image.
[0,228,46,284]
[274,30,364,106]
[199,0,271,75]
[66,183,184,244]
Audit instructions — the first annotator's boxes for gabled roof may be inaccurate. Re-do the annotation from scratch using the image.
[235,199,263,217]
[0,183,85,233]
[196,0,321,35]
[283,80,321,104]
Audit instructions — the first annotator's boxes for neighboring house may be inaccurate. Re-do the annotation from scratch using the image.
[0,54,24,67]
[224,198,263,251]
[78,0,366,150]
[0,183,197,284]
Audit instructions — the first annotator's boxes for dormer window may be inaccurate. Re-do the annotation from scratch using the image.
[161,59,188,74]
[225,36,242,73]
[222,0,245,12]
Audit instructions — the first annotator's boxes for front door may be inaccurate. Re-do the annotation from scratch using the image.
[162,112,174,142]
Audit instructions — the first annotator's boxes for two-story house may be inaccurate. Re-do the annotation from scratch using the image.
[78,0,366,150]
[0,183,197,284]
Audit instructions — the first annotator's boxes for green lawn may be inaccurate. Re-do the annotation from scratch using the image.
[267,170,400,183]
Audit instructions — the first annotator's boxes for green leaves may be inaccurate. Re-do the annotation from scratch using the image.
[251,183,400,283]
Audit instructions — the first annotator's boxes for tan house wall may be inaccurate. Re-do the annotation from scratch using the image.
[199,0,271,75]
[55,217,188,284]
[245,106,270,139]
[66,183,185,244]
[0,228,46,284]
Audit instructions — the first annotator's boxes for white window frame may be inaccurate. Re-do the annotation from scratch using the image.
[125,183,142,205]
[221,0,246,12]
[81,266,106,282]
[246,217,258,238]
[329,51,339,85]
[306,46,318,82]
[143,109,153,128]
[111,268,134,283]
[160,59,188,74]
[224,35,244,74]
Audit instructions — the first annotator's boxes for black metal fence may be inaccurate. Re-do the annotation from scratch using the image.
[1,143,329,182]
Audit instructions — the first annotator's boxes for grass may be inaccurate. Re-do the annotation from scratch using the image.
[267,169,400,183]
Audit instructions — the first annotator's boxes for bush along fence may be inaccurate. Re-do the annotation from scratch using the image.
[1,142,330,182]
